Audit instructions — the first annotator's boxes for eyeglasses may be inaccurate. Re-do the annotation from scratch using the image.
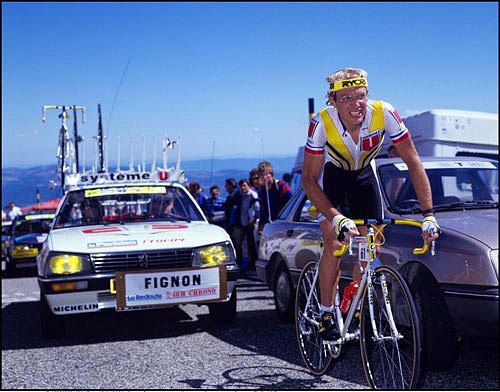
[336,93,368,103]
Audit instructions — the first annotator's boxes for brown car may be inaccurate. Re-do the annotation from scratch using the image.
[256,156,498,371]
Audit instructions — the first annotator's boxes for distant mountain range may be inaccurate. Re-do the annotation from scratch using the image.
[1,156,296,208]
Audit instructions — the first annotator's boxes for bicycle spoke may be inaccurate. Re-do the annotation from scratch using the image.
[359,266,420,389]
[295,261,332,375]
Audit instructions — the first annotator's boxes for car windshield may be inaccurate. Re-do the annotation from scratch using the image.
[379,160,499,214]
[14,218,53,235]
[54,185,204,228]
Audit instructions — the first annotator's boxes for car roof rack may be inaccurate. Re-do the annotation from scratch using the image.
[63,134,186,191]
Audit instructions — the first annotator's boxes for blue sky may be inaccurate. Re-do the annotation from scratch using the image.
[2,2,498,168]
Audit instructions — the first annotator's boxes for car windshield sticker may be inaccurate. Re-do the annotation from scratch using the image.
[85,186,167,198]
[25,214,55,221]
[394,161,497,171]
[87,239,138,249]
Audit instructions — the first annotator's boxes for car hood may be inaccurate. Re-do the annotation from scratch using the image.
[49,222,231,253]
[14,233,48,245]
[402,209,498,249]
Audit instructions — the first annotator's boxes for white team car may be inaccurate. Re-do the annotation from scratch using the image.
[37,169,239,338]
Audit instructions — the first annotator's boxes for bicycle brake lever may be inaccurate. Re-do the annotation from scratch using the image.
[348,236,353,256]
[429,228,436,256]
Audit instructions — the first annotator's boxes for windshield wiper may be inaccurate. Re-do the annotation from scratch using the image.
[389,207,422,215]
[434,200,498,211]
[163,213,192,223]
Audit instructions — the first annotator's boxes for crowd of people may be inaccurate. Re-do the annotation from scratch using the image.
[186,160,293,274]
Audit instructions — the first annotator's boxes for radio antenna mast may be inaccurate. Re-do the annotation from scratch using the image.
[107,56,132,137]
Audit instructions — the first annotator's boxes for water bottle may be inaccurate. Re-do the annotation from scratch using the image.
[340,280,359,314]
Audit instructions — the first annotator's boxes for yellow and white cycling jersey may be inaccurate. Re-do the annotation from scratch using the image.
[305,100,409,171]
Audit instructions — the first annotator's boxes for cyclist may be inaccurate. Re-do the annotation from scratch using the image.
[301,67,440,341]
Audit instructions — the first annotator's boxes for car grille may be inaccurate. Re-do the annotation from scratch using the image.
[90,249,194,273]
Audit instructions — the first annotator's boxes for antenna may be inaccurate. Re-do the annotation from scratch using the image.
[116,136,121,172]
[151,136,157,172]
[107,56,132,137]
[129,135,134,171]
[141,135,146,172]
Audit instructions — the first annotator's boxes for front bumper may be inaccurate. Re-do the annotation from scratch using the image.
[9,256,37,269]
[39,264,239,315]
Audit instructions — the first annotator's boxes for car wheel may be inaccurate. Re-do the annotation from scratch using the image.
[412,272,459,371]
[274,263,294,323]
[40,294,66,338]
[208,288,237,325]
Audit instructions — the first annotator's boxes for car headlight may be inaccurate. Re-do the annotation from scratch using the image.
[11,244,38,258]
[45,252,92,276]
[193,242,235,267]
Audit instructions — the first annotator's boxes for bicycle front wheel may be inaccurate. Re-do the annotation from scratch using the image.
[295,260,332,375]
[359,265,421,389]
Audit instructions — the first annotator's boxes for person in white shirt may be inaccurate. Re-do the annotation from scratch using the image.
[5,202,22,221]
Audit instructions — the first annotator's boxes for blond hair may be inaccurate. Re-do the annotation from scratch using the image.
[326,68,368,98]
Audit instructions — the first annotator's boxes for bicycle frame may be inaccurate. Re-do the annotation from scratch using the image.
[301,218,431,345]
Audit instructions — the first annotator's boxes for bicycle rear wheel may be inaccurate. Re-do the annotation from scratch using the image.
[359,265,421,389]
[295,260,332,375]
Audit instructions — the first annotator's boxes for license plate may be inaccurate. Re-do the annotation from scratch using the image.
[115,266,226,310]
[12,248,38,258]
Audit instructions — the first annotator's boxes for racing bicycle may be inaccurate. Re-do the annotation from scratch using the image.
[42,105,86,192]
[295,218,435,389]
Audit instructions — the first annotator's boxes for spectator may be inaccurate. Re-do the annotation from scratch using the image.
[201,185,226,227]
[187,181,208,206]
[224,178,243,267]
[387,144,400,158]
[249,167,264,251]
[257,161,293,234]
[239,178,260,271]
[249,168,263,191]
[282,173,291,183]
[5,202,22,221]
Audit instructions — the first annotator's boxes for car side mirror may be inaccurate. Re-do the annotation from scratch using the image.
[308,205,318,219]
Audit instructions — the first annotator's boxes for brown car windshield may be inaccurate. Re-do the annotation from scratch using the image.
[379,160,499,214]
[54,185,204,228]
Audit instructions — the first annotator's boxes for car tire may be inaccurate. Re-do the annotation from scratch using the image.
[40,295,66,339]
[412,272,460,371]
[273,263,294,323]
[208,288,237,325]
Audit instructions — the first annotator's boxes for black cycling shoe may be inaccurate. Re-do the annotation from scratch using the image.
[318,312,340,341]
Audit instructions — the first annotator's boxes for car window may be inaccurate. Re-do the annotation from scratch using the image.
[295,193,319,223]
[379,160,498,213]
[277,188,304,220]
[54,185,204,228]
